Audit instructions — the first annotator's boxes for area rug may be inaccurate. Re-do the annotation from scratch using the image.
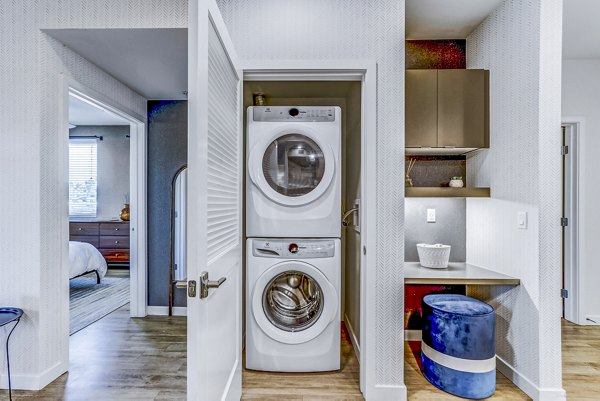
[69,269,130,334]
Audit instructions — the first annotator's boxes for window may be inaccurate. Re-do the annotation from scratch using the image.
[69,139,97,217]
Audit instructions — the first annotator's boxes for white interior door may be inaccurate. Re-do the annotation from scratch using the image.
[187,0,243,400]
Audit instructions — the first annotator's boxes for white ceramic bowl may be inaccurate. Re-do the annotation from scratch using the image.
[417,243,451,269]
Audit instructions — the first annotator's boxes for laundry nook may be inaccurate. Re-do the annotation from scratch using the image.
[1,0,583,400]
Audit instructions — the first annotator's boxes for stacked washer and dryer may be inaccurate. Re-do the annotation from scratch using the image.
[246,106,342,372]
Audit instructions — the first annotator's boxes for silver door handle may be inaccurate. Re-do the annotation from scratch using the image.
[200,271,226,299]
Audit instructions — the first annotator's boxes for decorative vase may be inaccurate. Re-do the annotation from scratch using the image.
[449,177,464,188]
[253,92,266,106]
[120,204,130,221]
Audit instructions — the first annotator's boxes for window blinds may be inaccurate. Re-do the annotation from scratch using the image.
[69,139,98,217]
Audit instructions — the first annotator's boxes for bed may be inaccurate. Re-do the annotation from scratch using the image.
[69,241,108,283]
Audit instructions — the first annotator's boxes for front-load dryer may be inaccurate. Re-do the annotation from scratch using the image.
[246,106,341,238]
[246,238,341,372]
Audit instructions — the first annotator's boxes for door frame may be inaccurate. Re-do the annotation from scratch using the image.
[561,117,583,324]
[59,76,148,318]
[243,60,377,395]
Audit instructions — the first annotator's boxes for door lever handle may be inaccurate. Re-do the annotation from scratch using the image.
[199,271,226,299]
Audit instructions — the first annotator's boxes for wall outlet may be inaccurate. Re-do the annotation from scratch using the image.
[427,208,436,223]
[517,211,528,229]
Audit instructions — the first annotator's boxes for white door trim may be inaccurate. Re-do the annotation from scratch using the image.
[241,60,378,397]
[562,117,584,325]
[59,76,148,319]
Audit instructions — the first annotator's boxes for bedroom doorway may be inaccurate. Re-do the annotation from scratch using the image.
[61,82,148,336]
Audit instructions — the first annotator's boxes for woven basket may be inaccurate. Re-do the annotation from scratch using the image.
[417,244,451,269]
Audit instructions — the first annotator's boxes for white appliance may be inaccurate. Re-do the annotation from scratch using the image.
[246,238,341,372]
[246,106,342,238]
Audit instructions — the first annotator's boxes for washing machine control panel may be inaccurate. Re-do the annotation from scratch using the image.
[253,239,335,258]
[253,106,336,122]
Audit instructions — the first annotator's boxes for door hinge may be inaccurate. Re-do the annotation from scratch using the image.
[561,217,569,227]
[561,145,569,155]
[561,288,569,299]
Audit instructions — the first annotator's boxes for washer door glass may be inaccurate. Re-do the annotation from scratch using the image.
[262,270,324,332]
[262,134,325,197]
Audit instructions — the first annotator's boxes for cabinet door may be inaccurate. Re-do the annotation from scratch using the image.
[406,70,438,148]
[438,69,489,148]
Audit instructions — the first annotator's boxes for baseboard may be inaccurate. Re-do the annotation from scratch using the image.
[496,356,566,401]
[404,329,422,342]
[365,384,407,400]
[344,314,360,361]
[0,360,67,391]
[146,306,187,316]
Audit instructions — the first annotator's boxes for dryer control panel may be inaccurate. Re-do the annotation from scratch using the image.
[252,106,336,122]
[252,239,335,258]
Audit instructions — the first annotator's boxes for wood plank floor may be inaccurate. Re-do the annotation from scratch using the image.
[562,320,600,400]
[3,305,187,401]
[241,324,362,400]
[404,342,529,400]
[2,309,599,400]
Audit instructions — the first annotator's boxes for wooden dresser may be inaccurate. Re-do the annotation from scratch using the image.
[70,221,130,267]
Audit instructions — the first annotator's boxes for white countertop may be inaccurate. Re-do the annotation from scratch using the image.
[404,262,520,285]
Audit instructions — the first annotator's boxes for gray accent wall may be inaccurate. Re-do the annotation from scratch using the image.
[405,198,466,262]
[147,100,187,307]
[70,125,130,220]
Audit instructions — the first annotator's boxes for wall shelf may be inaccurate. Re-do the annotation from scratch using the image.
[405,187,490,198]
[404,262,519,285]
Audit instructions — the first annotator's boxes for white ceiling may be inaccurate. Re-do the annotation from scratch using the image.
[44,28,187,100]
[406,0,504,39]
[563,0,600,59]
[69,95,129,126]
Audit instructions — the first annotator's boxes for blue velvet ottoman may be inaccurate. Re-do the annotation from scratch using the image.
[421,294,496,399]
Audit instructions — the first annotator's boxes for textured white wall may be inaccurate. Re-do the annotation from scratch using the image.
[216,0,406,394]
[562,59,600,323]
[466,199,541,379]
[0,0,186,390]
[466,0,564,398]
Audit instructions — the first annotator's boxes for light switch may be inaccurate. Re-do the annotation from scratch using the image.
[517,211,528,229]
[427,208,436,223]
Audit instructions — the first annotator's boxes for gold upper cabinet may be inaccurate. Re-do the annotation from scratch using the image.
[406,69,489,154]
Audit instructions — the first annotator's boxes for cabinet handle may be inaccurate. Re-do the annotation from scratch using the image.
[115,253,120,257]
[115,241,119,244]
[78,228,83,231]
[115,228,119,231]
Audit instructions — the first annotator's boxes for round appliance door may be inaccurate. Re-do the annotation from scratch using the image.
[252,261,338,345]
[248,125,335,206]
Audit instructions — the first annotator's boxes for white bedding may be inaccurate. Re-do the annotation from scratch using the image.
[69,241,108,280]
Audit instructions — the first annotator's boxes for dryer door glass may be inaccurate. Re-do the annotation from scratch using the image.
[262,134,325,197]
[262,270,324,332]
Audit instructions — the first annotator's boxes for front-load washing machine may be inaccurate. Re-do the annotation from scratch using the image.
[246,106,341,238]
[246,238,340,372]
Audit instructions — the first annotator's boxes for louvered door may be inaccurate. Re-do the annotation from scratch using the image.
[187,1,243,400]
